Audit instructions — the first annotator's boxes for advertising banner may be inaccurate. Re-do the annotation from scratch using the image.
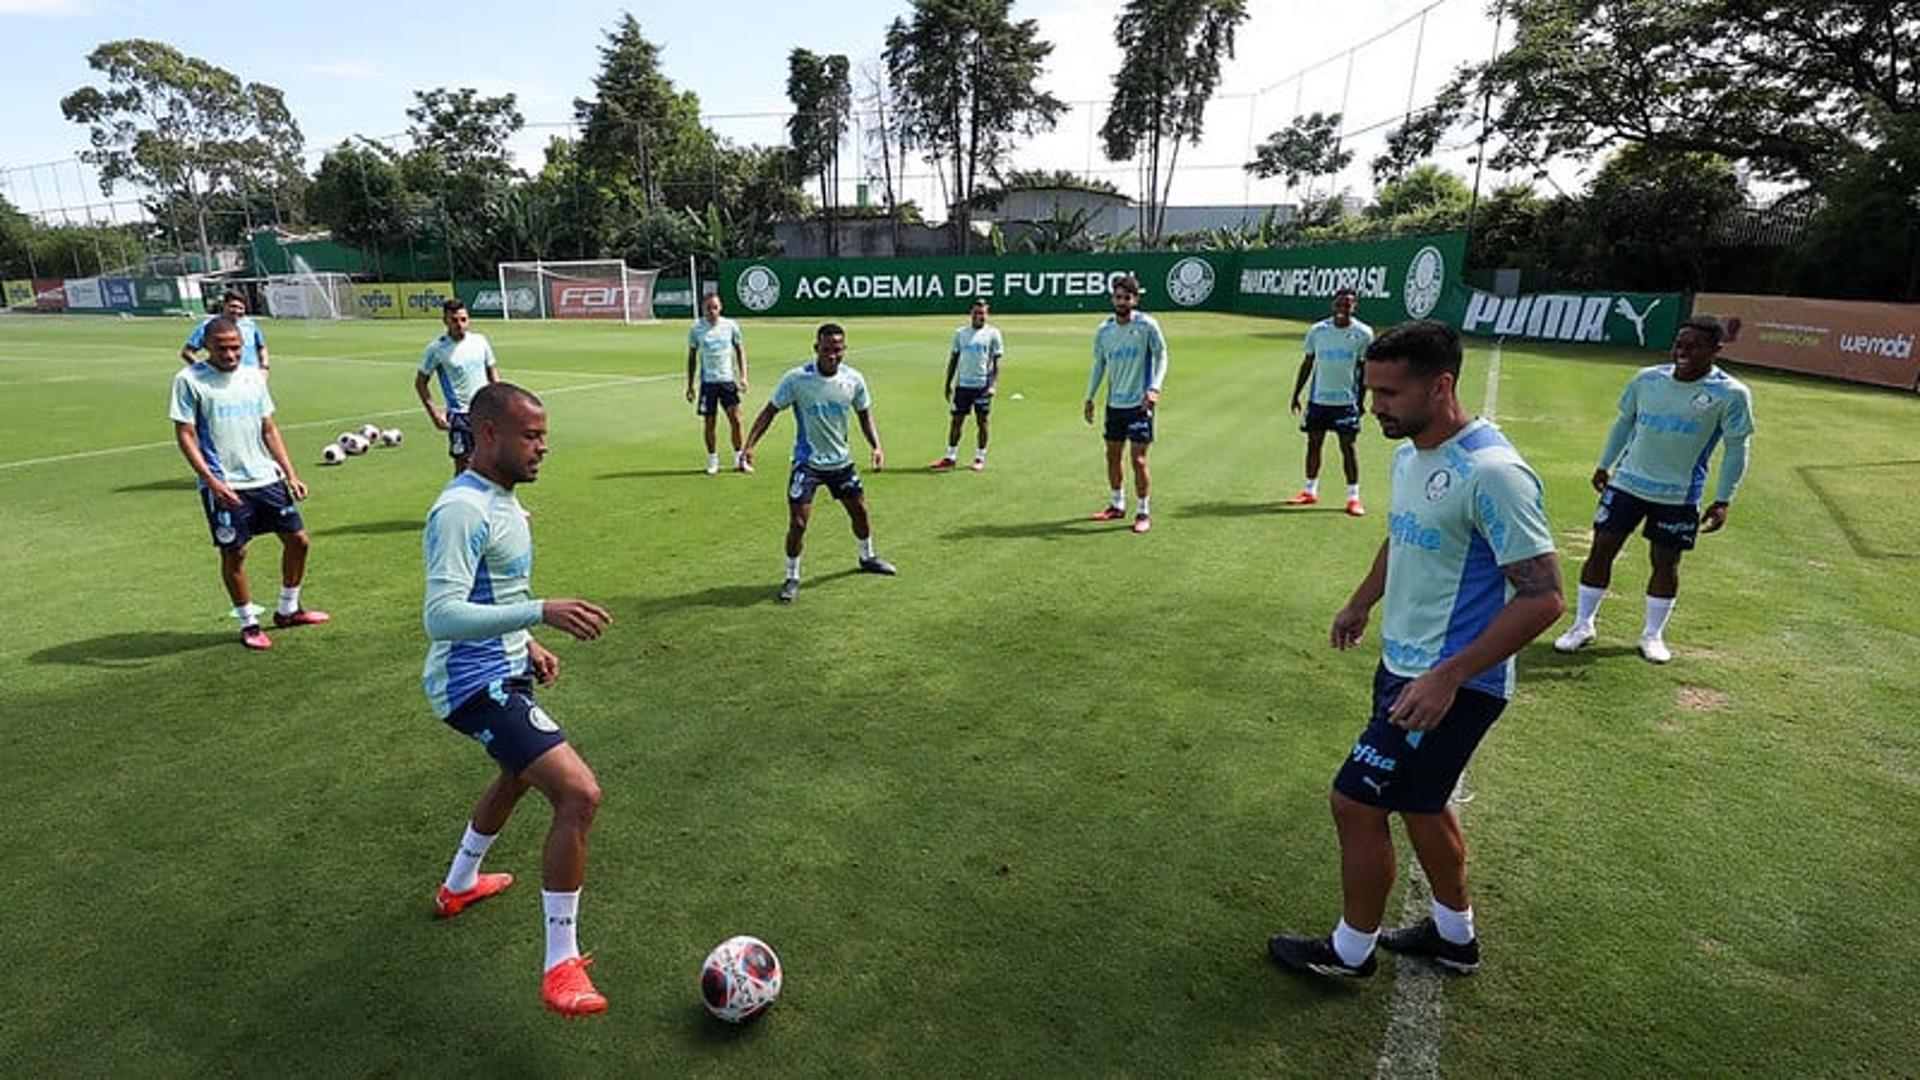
[1234,233,1466,322]
[653,277,696,319]
[350,283,405,319]
[457,279,538,319]
[33,279,67,312]
[720,251,1235,318]
[266,282,312,318]
[549,276,653,320]
[1436,284,1685,350]
[1694,293,1920,390]
[398,281,455,319]
[102,277,137,310]
[64,278,106,310]
[4,279,33,310]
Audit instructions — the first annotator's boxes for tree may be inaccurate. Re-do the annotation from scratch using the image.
[60,40,305,265]
[574,16,719,215]
[307,141,418,277]
[786,49,852,255]
[884,0,1066,253]
[1245,111,1352,195]
[1453,0,1920,185]
[406,87,524,179]
[403,88,527,278]
[1371,85,1466,186]
[1101,0,1248,244]
[1577,144,1744,290]
[1369,164,1471,221]
[1785,113,1920,300]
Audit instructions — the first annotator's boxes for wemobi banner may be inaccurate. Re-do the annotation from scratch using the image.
[1694,293,1920,390]
[1437,285,1685,350]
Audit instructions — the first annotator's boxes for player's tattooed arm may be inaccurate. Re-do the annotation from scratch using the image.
[1502,552,1563,598]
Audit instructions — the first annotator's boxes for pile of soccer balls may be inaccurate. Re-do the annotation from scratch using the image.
[321,423,403,465]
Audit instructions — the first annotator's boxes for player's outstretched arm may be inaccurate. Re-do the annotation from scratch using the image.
[943,352,959,401]
[542,599,612,641]
[741,402,782,467]
[686,347,699,402]
[1291,355,1314,412]
[858,408,883,470]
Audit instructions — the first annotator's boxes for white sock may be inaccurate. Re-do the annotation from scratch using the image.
[707,452,719,467]
[1346,484,1361,501]
[443,823,497,894]
[733,450,743,466]
[276,585,301,616]
[1431,899,1476,945]
[1575,584,1606,629]
[1644,596,1675,640]
[944,445,958,461]
[1304,477,1320,496]
[1110,488,1126,510]
[1332,919,1377,966]
[233,604,260,629]
[1136,495,1151,516]
[857,536,876,560]
[974,447,987,462]
[543,889,581,971]
[785,555,801,581]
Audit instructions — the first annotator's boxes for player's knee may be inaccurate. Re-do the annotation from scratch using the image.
[558,775,602,825]
[284,531,310,553]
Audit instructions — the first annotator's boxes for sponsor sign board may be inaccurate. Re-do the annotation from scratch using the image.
[721,252,1235,317]
[399,281,455,318]
[351,284,405,319]
[64,277,106,310]
[1436,285,1684,350]
[549,277,653,320]
[3,279,33,309]
[1235,233,1465,322]
[1695,293,1920,390]
[33,279,67,312]
[101,277,137,310]
[457,279,538,318]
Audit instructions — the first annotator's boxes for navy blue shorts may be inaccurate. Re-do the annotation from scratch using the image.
[443,678,568,774]
[788,462,863,505]
[1332,665,1506,813]
[1103,405,1155,444]
[951,385,993,418]
[1593,485,1698,550]
[697,380,741,417]
[447,410,473,460]
[1301,403,1362,435]
[200,480,303,550]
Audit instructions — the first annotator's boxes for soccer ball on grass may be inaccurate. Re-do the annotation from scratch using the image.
[700,936,782,1023]
[337,432,370,455]
[378,427,404,447]
[358,423,381,443]
[320,444,346,465]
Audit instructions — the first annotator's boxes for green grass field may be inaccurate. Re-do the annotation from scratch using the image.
[1,310,1915,1077]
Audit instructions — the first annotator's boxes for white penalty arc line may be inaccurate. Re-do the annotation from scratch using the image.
[0,374,672,473]
[1372,338,1504,1080]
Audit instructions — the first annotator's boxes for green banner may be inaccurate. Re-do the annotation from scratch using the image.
[456,279,537,319]
[1234,232,1466,323]
[1435,283,1685,350]
[653,277,695,319]
[720,252,1236,317]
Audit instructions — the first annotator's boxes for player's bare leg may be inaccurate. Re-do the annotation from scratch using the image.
[725,405,749,471]
[221,545,271,649]
[436,768,529,918]
[522,743,607,1017]
[271,529,329,629]
[1559,528,1631,652]
[971,414,990,470]
[1092,439,1129,520]
[1129,442,1153,533]
[1639,543,1684,663]
[1332,790,1395,934]
[846,493,895,575]
[1382,807,1484,972]
[1288,430,1328,505]
[1338,432,1364,515]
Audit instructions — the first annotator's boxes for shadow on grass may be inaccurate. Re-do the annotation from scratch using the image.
[1522,642,1643,677]
[1183,500,1292,518]
[943,517,1126,541]
[313,519,420,538]
[28,630,234,667]
[597,468,716,481]
[1796,461,1920,560]
[619,568,866,617]
[113,476,199,494]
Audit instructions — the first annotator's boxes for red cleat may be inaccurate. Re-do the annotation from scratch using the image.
[435,872,515,918]
[968,459,986,472]
[1283,490,1319,506]
[928,457,957,470]
[1346,498,1366,517]
[273,608,331,628]
[543,955,608,1018]
[1131,514,1152,534]
[240,625,272,651]
[1091,506,1128,521]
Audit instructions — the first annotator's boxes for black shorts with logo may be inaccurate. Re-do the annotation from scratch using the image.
[788,462,864,505]
[1593,485,1699,550]
[443,678,568,774]
[447,410,474,460]
[951,385,993,418]
[1103,405,1155,444]
[1301,402,1362,435]
[697,380,741,417]
[1333,665,1506,813]
[200,479,303,550]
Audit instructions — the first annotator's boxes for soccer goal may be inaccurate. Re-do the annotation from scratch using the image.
[496,260,660,323]
[265,271,357,319]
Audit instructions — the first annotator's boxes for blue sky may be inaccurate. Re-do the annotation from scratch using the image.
[1,0,1530,225]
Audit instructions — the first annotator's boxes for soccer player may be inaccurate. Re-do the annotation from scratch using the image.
[1267,320,1563,980]
[181,290,270,375]
[169,317,327,650]
[1554,316,1754,663]
[686,292,752,475]
[422,382,615,1018]
[741,323,896,604]
[928,298,1004,472]
[1284,287,1373,515]
[1082,274,1168,534]
[415,298,499,476]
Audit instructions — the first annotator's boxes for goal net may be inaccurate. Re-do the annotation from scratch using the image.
[496,260,659,323]
[265,271,357,319]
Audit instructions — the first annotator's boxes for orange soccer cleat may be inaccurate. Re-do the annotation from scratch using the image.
[435,872,515,918]
[1091,505,1128,521]
[542,955,609,1018]
[1345,498,1366,517]
[273,608,331,628]
[1282,490,1319,506]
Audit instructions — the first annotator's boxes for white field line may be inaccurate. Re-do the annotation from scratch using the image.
[0,374,670,473]
[1373,338,1505,1080]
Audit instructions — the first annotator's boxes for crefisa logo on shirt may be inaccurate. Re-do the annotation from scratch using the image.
[1425,469,1452,502]
[737,265,782,312]
[1164,257,1216,307]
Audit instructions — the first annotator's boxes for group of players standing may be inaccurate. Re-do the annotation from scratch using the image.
[166,274,1752,1011]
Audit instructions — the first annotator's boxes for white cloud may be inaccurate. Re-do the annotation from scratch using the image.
[303,59,378,80]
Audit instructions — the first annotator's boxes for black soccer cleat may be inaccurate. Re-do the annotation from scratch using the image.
[777,578,801,604]
[857,556,898,576]
[1378,917,1481,974]
[1267,933,1376,978]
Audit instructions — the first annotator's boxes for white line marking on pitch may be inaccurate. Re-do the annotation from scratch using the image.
[1373,339,1503,1080]
[0,374,671,473]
